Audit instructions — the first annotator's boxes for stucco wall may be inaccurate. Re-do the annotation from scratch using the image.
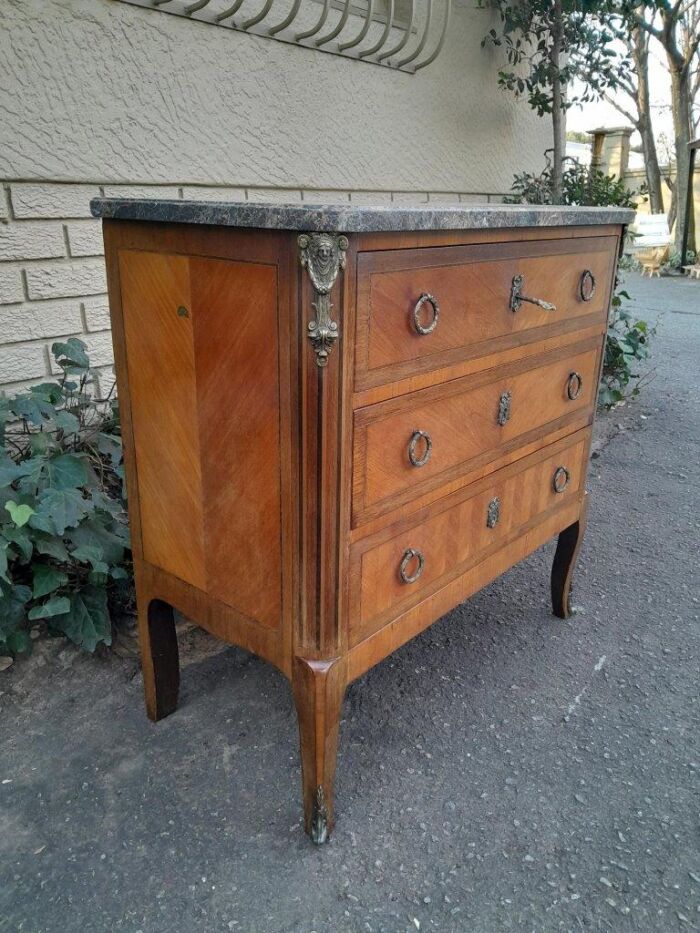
[0,0,550,391]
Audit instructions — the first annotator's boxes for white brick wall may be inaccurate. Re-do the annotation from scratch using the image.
[0,180,506,393]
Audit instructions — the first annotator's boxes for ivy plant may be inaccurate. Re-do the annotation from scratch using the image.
[599,289,654,408]
[0,339,131,657]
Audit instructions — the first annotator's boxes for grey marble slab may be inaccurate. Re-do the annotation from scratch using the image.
[91,198,634,232]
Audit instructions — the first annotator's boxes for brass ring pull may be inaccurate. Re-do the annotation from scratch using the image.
[408,429,432,467]
[553,466,571,494]
[399,547,424,584]
[579,269,596,302]
[509,274,557,313]
[413,293,439,335]
[566,371,583,401]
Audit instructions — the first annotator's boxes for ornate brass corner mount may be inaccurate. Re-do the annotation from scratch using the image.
[299,233,348,368]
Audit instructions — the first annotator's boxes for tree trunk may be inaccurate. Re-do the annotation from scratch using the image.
[669,63,695,254]
[550,0,565,203]
[634,28,665,213]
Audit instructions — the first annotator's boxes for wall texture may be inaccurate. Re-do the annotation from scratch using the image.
[0,0,549,391]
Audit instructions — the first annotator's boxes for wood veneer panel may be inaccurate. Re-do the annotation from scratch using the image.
[191,257,282,630]
[119,250,206,589]
[353,341,599,524]
[355,236,616,389]
[350,435,587,643]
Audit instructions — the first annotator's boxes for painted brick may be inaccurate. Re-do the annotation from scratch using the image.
[66,221,104,257]
[93,365,118,398]
[427,192,462,203]
[25,259,107,300]
[459,193,492,204]
[0,266,24,305]
[83,296,111,332]
[349,191,393,204]
[0,344,47,383]
[392,192,429,204]
[11,184,99,219]
[246,189,303,203]
[101,185,181,200]
[302,190,351,203]
[0,221,66,261]
[0,188,8,222]
[0,300,82,344]
[181,186,246,202]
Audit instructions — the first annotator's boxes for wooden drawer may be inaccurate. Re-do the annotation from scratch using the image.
[353,338,599,525]
[355,235,617,389]
[349,432,588,645]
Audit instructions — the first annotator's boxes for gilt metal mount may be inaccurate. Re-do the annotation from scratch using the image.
[299,233,348,368]
[310,785,329,845]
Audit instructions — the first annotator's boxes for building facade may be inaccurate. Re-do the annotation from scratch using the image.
[0,0,549,392]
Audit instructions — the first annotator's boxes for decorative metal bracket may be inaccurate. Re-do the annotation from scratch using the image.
[497,390,512,426]
[310,785,329,845]
[299,233,348,368]
[486,496,500,529]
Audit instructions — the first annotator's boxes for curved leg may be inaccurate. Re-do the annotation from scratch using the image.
[292,656,347,844]
[551,494,589,619]
[139,597,180,721]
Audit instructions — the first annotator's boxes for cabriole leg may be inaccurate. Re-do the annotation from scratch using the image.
[139,597,180,722]
[292,656,347,845]
[551,495,589,619]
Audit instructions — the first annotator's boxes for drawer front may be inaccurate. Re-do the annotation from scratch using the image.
[350,434,588,644]
[353,341,599,525]
[355,236,617,389]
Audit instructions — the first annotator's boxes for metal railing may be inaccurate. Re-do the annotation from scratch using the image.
[112,0,451,72]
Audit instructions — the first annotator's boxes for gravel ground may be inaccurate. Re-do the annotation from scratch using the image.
[0,272,698,933]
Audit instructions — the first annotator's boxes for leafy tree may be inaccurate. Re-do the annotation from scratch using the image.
[481,0,625,202]
[603,15,666,213]
[616,0,699,256]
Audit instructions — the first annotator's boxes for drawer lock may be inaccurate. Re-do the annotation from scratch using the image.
[487,496,500,529]
[497,390,512,426]
[552,466,571,494]
[408,429,432,467]
[509,274,557,313]
[413,293,440,335]
[399,548,425,584]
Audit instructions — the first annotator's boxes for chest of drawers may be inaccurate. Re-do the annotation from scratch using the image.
[93,199,632,844]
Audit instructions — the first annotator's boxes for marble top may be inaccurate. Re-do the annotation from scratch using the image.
[91,198,634,233]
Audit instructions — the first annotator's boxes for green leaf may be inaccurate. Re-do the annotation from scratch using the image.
[49,454,88,490]
[67,518,126,565]
[0,582,30,639]
[0,543,8,583]
[71,544,104,567]
[6,628,32,655]
[53,410,80,433]
[110,567,128,580]
[35,535,70,562]
[5,501,35,528]
[0,455,24,486]
[54,587,111,652]
[52,337,89,370]
[3,526,33,562]
[30,488,92,536]
[32,563,69,599]
[28,596,71,620]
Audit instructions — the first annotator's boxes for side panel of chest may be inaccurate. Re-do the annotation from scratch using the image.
[118,247,283,631]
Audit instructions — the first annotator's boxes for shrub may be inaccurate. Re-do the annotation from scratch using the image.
[0,339,131,657]
[599,289,654,408]
[506,153,644,209]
